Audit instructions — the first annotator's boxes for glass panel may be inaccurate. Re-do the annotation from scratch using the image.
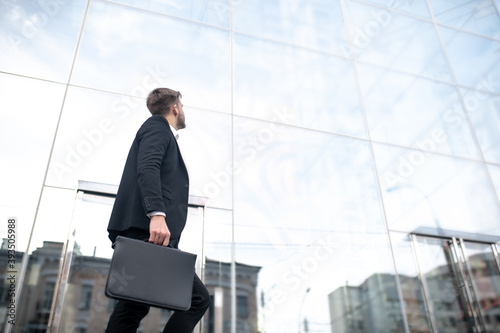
[108,0,231,28]
[56,193,209,332]
[0,74,66,331]
[373,143,500,235]
[179,109,232,210]
[14,187,76,333]
[233,119,404,331]
[0,74,65,251]
[358,0,431,18]
[343,0,452,82]
[235,231,403,332]
[234,0,347,55]
[202,208,233,332]
[234,35,367,138]
[429,0,500,39]
[0,0,87,82]
[487,163,500,203]
[389,232,432,332]
[234,119,384,247]
[462,241,500,333]
[71,1,231,113]
[46,87,233,210]
[358,64,480,159]
[46,87,150,189]
[440,26,500,95]
[461,88,500,164]
[414,236,472,332]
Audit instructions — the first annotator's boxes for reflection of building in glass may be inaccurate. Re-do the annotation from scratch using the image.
[328,252,500,333]
[3,240,260,333]
[328,274,404,333]
[204,259,261,333]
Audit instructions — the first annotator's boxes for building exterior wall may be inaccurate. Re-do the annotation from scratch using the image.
[1,0,500,332]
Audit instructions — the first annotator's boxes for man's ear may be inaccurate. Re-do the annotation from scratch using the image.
[171,104,178,116]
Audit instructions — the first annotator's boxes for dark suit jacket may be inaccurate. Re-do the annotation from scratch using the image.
[107,115,189,243]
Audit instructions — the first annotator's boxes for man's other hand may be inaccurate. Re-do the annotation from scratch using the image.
[149,215,170,246]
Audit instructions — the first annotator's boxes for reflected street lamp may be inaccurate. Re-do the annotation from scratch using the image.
[298,287,311,333]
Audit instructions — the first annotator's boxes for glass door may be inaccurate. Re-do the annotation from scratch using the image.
[47,181,207,333]
[411,234,500,333]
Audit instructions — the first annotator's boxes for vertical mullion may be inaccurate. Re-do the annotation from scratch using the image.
[458,239,486,332]
[410,234,437,333]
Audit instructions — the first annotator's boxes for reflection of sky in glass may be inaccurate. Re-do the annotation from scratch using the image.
[234,35,366,138]
[25,187,75,254]
[179,108,232,210]
[358,64,480,159]
[487,164,500,203]
[71,1,231,112]
[234,0,347,55]
[429,0,500,39]
[46,87,149,188]
[0,0,87,82]
[108,0,230,28]
[234,118,384,267]
[343,0,452,82]
[461,88,500,164]
[374,143,500,235]
[358,0,430,18]
[253,232,399,332]
[0,73,65,250]
[1,1,500,331]
[440,26,500,94]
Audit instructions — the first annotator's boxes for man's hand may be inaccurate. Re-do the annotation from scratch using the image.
[149,215,170,246]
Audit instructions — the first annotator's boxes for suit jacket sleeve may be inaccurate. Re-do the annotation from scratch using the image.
[136,119,170,216]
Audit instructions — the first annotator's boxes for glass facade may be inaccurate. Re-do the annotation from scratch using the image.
[1,0,500,332]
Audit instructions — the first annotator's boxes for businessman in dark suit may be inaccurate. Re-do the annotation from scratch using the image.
[106,88,210,333]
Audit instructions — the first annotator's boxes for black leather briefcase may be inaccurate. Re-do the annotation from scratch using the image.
[105,236,197,311]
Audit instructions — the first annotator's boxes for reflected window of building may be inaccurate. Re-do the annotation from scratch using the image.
[237,295,248,319]
[78,284,93,310]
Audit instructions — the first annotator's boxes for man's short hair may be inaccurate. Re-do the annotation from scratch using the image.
[146,88,182,116]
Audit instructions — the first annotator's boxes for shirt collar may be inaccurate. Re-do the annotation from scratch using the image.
[170,125,179,140]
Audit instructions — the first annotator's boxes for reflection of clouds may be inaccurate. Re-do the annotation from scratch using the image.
[72,0,230,112]
[358,63,480,159]
[344,0,452,82]
[355,0,431,18]
[374,143,500,235]
[0,73,65,252]
[234,35,366,137]
[234,118,384,266]
[440,26,500,94]
[180,107,232,209]
[109,0,229,28]
[461,88,500,164]
[429,0,500,39]
[233,0,346,54]
[0,0,87,82]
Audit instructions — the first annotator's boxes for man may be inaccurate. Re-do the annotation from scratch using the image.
[106,88,210,333]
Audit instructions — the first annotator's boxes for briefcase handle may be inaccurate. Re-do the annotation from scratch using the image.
[112,237,178,250]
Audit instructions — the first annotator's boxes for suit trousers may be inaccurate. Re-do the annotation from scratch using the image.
[105,228,210,333]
